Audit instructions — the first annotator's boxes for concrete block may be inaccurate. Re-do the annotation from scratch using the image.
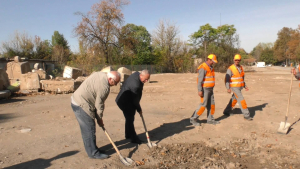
[6,61,31,80]
[0,90,11,99]
[117,67,132,75]
[117,67,131,82]
[63,66,82,79]
[20,72,40,91]
[32,69,47,79]
[40,80,82,93]
[0,69,9,90]
[101,66,113,73]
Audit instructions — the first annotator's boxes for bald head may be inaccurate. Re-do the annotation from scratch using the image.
[107,71,121,86]
[139,69,150,83]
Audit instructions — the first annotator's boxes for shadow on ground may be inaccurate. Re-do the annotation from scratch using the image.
[216,103,268,121]
[3,151,79,169]
[287,117,300,135]
[99,118,194,157]
[0,113,20,124]
[0,99,26,104]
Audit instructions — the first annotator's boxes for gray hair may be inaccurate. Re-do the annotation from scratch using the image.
[141,69,150,75]
[107,71,120,80]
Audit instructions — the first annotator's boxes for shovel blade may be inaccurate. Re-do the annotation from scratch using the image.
[277,122,291,134]
[147,142,157,148]
[119,156,135,166]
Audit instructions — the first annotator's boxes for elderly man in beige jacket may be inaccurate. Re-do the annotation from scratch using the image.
[71,71,120,159]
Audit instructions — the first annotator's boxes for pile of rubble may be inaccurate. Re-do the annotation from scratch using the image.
[0,56,133,99]
[147,139,299,169]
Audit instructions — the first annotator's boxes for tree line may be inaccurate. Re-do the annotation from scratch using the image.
[0,0,244,74]
[250,25,300,66]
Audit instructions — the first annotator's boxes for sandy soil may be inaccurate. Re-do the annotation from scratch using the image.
[0,66,300,169]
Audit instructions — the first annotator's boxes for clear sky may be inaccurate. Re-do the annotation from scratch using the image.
[0,0,300,53]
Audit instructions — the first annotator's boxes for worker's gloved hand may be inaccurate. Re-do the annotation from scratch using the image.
[198,91,203,97]
[245,86,249,91]
[227,89,231,93]
[97,118,104,127]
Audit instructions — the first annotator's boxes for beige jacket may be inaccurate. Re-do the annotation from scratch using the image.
[72,72,110,119]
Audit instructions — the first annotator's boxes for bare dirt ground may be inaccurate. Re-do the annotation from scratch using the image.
[0,66,300,169]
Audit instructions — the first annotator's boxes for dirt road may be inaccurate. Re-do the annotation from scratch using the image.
[0,66,299,169]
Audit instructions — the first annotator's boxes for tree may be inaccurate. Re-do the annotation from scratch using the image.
[152,19,180,72]
[274,27,293,63]
[260,47,275,64]
[119,24,153,65]
[287,26,300,63]
[74,0,130,64]
[50,31,70,66]
[52,31,69,50]
[189,24,217,55]
[34,36,52,59]
[239,48,248,59]
[1,31,35,58]
[250,42,274,60]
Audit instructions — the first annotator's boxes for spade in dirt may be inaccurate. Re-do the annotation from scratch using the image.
[140,114,157,148]
[277,73,293,134]
[101,126,135,166]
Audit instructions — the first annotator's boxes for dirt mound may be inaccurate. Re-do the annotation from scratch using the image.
[147,140,299,169]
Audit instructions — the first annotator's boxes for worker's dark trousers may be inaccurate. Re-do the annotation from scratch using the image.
[71,103,100,158]
[118,104,137,139]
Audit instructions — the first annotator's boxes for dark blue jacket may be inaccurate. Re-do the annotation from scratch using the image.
[116,72,143,112]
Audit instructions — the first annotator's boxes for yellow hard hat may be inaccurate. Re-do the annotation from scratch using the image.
[234,54,242,60]
[207,54,218,63]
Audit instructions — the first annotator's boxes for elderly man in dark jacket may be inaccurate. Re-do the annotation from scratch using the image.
[116,70,150,144]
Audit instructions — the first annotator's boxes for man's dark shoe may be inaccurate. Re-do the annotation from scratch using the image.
[244,116,253,121]
[89,153,109,159]
[207,120,220,125]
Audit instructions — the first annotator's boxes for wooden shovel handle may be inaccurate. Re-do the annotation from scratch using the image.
[102,126,121,156]
[140,114,151,143]
[285,73,293,121]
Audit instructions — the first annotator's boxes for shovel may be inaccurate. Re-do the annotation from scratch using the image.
[140,114,157,148]
[277,73,293,134]
[101,126,135,166]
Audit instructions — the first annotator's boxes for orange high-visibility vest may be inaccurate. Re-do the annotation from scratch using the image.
[197,62,215,88]
[229,64,245,87]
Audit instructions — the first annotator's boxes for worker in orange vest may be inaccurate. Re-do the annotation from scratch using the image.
[292,65,300,87]
[223,54,252,120]
[190,54,220,126]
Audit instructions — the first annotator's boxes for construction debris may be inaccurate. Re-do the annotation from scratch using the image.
[40,79,82,94]
[117,67,131,83]
[0,90,11,99]
[0,69,9,90]
[6,56,31,81]
[20,72,40,92]
[101,66,113,73]
[63,66,82,79]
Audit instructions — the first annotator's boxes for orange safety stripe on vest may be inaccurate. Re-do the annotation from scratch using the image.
[197,63,215,88]
[229,64,245,87]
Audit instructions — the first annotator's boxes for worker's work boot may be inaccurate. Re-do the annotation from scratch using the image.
[207,120,220,125]
[190,117,201,126]
[244,116,253,121]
